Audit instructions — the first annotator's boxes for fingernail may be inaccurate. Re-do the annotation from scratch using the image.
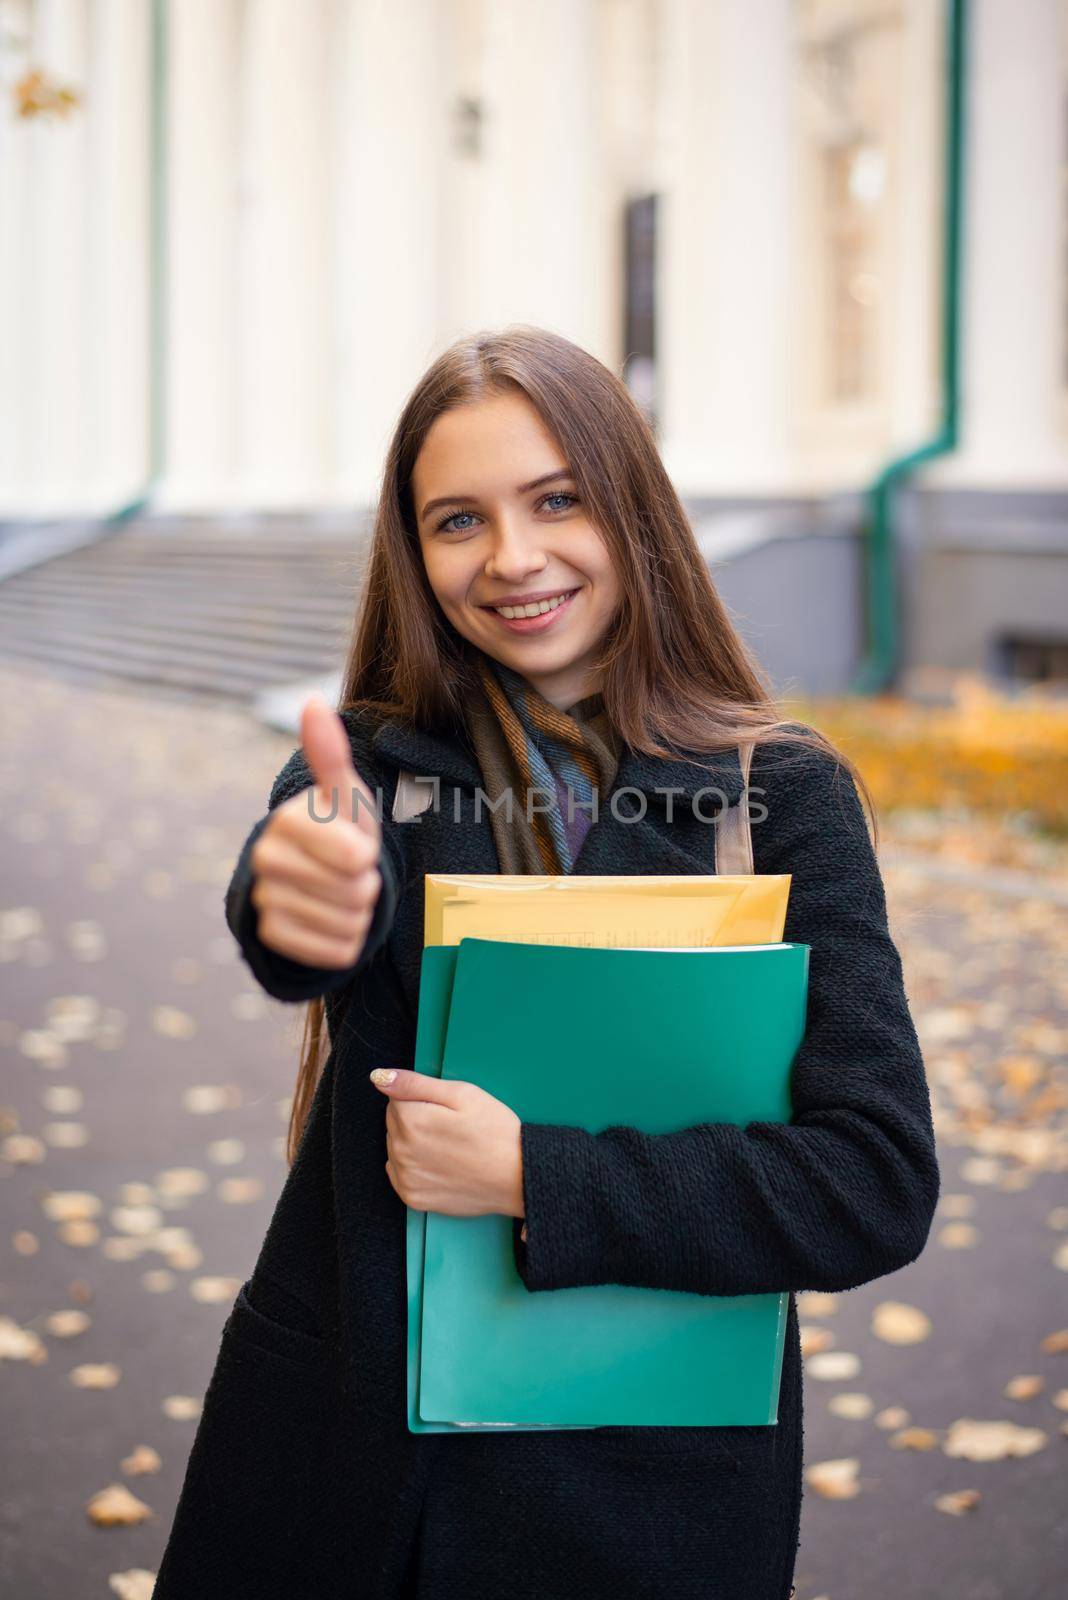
[369,1068,396,1087]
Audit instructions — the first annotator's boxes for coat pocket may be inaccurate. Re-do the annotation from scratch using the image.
[152,1279,348,1600]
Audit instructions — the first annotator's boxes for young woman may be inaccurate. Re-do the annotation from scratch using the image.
[153,326,940,1600]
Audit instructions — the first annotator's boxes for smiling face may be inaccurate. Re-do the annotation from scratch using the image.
[411,391,622,711]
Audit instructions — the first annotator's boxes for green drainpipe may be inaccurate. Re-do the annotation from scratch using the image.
[849,0,966,695]
[107,0,167,524]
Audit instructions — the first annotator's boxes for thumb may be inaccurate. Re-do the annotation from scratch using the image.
[300,694,378,831]
[369,1067,464,1107]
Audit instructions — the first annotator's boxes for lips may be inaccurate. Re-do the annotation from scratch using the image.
[482,586,581,633]
[480,587,579,613]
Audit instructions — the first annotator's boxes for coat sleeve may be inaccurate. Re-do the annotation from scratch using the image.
[511,735,940,1297]
[224,716,404,1003]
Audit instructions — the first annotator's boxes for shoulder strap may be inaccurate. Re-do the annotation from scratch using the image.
[715,741,755,875]
[396,752,758,873]
[392,769,435,823]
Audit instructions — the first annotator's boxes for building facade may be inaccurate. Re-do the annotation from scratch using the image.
[1,0,1065,691]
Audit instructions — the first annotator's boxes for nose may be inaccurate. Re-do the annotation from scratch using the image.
[483,516,548,584]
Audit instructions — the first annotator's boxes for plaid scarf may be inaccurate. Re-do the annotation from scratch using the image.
[464,654,623,875]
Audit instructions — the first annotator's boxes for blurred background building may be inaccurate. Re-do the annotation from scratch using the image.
[0,0,1065,705]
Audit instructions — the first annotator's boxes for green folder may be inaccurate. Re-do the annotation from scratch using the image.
[410,938,809,1431]
[406,946,591,1433]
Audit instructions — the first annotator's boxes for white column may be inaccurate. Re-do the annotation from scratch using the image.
[85,0,150,506]
[658,0,796,496]
[24,0,90,510]
[162,0,241,508]
[0,1,33,508]
[475,0,600,339]
[328,0,443,503]
[890,0,944,441]
[931,0,1068,486]
[235,0,332,505]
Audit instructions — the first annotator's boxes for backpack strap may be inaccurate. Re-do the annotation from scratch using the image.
[392,769,436,823]
[714,741,755,875]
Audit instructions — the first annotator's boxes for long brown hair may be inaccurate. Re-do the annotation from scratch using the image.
[285,324,877,1164]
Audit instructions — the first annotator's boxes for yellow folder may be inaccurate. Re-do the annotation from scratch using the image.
[424,872,792,950]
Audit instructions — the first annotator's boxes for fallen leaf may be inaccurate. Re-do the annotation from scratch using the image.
[934,1489,981,1515]
[190,1276,241,1304]
[1004,1375,1044,1401]
[800,1325,835,1357]
[231,991,267,1021]
[1041,1328,1068,1354]
[0,1317,48,1363]
[110,1205,164,1236]
[108,1570,157,1600]
[872,1301,932,1345]
[217,1176,262,1204]
[827,1393,874,1420]
[162,1395,201,1421]
[938,1222,978,1248]
[155,1168,209,1199]
[43,1121,89,1148]
[86,1484,152,1526]
[889,1427,940,1451]
[166,1244,203,1270]
[44,1309,90,1338]
[41,1191,102,1222]
[141,1269,175,1293]
[874,1406,910,1429]
[1,907,44,941]
[152,1006,197,1040]
[41,1085,83,1113]
[70,1362,121,1389]
[943,1418,1048,1461]
[120,1445,161,1475]
[806,1351,861,1382]
[58,1220,99,1247]
[182,1085,242,1114]
[805,1457,860,1499]
[17,1030,68,1068]
[46,995,101,1042]
[960,1156,1002,1185]
[207,1139,244,1165]
[67,919,106,961]
[796,1292,838,1318]
[103,1237,146,1261]
[1,1133,47,1163]
[918,1008,973,1043]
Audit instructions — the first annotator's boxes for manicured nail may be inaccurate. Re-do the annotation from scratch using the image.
[369,1068,396,1087]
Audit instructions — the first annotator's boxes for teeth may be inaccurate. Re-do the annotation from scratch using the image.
[495,590,574,619]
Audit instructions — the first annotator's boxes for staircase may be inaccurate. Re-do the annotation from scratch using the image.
[0,520,369,704]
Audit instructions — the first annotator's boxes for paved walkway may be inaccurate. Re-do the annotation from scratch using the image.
[1,665,1065,1599]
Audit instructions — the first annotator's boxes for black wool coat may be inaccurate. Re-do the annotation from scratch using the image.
[153,712,940,1600]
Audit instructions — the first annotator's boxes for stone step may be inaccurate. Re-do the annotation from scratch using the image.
[0,521,364,703]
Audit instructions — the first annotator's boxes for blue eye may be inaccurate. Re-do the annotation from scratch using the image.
[435,491,579,535]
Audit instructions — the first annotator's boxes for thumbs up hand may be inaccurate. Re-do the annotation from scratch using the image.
[249,694,384,970]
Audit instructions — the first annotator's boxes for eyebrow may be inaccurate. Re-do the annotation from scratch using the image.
[420,468,575,522]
